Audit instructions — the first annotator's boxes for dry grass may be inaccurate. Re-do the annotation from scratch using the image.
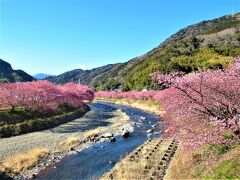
[165,144,194,179]
[83,127,105,139]
[101,160,147,180]
[116,109,130,121]
[0,164,5,174]
[54,135,82,153]
[0,148,49,174]
[119,99,159,113]
[96,98,165,116]
[115,161,146,180]
[64,136,80,146]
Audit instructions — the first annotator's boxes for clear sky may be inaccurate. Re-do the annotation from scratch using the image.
[1,0,240,75]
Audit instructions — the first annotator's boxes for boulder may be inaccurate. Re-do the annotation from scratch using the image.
[90,136,95,142]
[132,122,137,126]
[110,137,116,142]
[121,129,130,138]
[146,129,153,133]
[152,124,157,128]
[102,133,113,138]
[69,147,75,151]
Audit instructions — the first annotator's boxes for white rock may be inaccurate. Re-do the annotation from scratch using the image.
[146,129,153,133]
[102,133,113,138]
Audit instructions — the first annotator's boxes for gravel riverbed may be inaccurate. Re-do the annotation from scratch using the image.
[0,105,129,163]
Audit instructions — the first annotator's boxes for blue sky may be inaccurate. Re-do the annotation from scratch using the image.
[1,0,240,75]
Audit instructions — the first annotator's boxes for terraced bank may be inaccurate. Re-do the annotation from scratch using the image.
[102,138,179,180]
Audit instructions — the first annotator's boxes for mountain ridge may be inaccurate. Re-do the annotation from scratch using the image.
[47,13,240,90]
[46,64,118,85]
[0,59,35,83]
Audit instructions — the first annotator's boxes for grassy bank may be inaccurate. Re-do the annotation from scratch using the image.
[165,143,240,179]
[0,104,90,138]
[95,97,164,116]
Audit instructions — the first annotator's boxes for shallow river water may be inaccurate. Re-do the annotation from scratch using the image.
[37,102,162,180]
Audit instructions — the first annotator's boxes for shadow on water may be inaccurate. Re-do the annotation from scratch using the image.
[37,102,162,180]
[0,171,13,180]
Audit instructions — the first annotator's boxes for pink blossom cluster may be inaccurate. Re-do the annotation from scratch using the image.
[152,57,240,137]
[0,81,94,112]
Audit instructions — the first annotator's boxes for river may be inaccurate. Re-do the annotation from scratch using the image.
[36,102,162,180]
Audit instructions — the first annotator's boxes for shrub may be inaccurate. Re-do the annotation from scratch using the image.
[236,32,240,41]
[214,144,230,155]
[193,153,202,163]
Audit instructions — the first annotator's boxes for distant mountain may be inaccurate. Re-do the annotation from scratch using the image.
[46,64,118,85]
[34,73,54,80]
[47,13,240,91]
[0,59,35,82]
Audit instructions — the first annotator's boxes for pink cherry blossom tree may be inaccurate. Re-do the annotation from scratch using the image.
[151,57,240,137]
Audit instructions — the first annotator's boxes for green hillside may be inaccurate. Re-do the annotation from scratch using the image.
[47,13,240,91]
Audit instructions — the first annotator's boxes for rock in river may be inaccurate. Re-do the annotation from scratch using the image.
[121,129,130,138]
[102,133,113,138]
[110,137,116,142]
[146,129,153,133]
[69,147,75,151]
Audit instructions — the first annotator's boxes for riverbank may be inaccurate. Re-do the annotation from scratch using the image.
[0,104,90,138]
[96,98,178,180]
[96,98,240,179]
[33,101,163,179]
[0,103,132,179]
[101,138,179,180]
[95,98,164,116]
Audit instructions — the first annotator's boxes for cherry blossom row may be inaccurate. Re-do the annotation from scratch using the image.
[0,81,94,112]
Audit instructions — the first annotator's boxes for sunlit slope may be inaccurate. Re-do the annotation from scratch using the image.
[47,13,240,91]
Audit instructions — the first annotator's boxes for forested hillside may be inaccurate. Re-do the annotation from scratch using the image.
[47,13,240,91]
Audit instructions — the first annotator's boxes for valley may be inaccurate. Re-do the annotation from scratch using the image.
[0,7,240,180]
